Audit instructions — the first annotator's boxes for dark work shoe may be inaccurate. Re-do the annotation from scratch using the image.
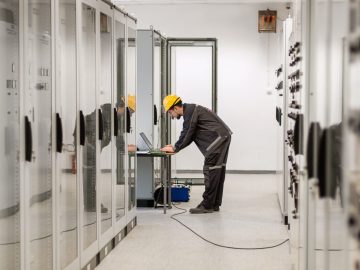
[196,202,203,208]
[213,206,220,212]
[190,205,213,214]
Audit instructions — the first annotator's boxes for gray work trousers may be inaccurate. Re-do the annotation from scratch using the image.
[201,138,231,209]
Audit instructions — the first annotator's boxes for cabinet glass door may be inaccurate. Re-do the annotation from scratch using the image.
[58,0,78,268]
[114,17,126,221]
[308,1,348,269]
[99,12,113,234]
[127,24,136,211]
[80,3,97,250]
[26,0,53,269]
[0,0,21,269]
[323,3,347,270]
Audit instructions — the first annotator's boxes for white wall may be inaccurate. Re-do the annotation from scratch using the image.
[124,3,290,170]
[171,46,213,172]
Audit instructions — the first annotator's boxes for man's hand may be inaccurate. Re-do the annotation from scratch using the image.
[160,145,175,153]
[128,144,137,153]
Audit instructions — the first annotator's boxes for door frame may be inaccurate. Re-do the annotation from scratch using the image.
[166,38,218,179]
[166,38,218,113]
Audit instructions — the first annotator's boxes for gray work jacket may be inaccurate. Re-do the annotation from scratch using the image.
[174,103,232,157]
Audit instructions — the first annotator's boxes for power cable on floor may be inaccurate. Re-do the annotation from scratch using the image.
[170,203,290,250]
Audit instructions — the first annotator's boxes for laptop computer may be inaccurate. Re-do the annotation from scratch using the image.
[138,132,164,154]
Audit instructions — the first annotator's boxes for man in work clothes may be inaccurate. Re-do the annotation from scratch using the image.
[160,95,232,214]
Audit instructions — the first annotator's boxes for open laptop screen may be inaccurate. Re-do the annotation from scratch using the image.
[140,132,153,150]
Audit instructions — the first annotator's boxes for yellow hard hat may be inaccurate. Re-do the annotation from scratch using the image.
[163,94,182,112]
[128,95,136,111]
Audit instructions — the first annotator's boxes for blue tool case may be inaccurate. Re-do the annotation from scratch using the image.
[171,185,190,202]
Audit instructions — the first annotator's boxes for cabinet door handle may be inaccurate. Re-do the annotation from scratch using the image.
[114,108,119,137]
[79,111,85,146]
[98,109,104,141]
[317,128,337,199]
[25,116,33,162]
[306,122,321,179]
[294,114,304,155]
[126,107,131,134]
[154,105,158,125]
[56,113,63,153]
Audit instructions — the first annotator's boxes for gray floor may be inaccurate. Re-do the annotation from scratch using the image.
[96,174,293,270]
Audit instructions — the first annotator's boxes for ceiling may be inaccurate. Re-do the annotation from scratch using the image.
[113,0,291,5]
